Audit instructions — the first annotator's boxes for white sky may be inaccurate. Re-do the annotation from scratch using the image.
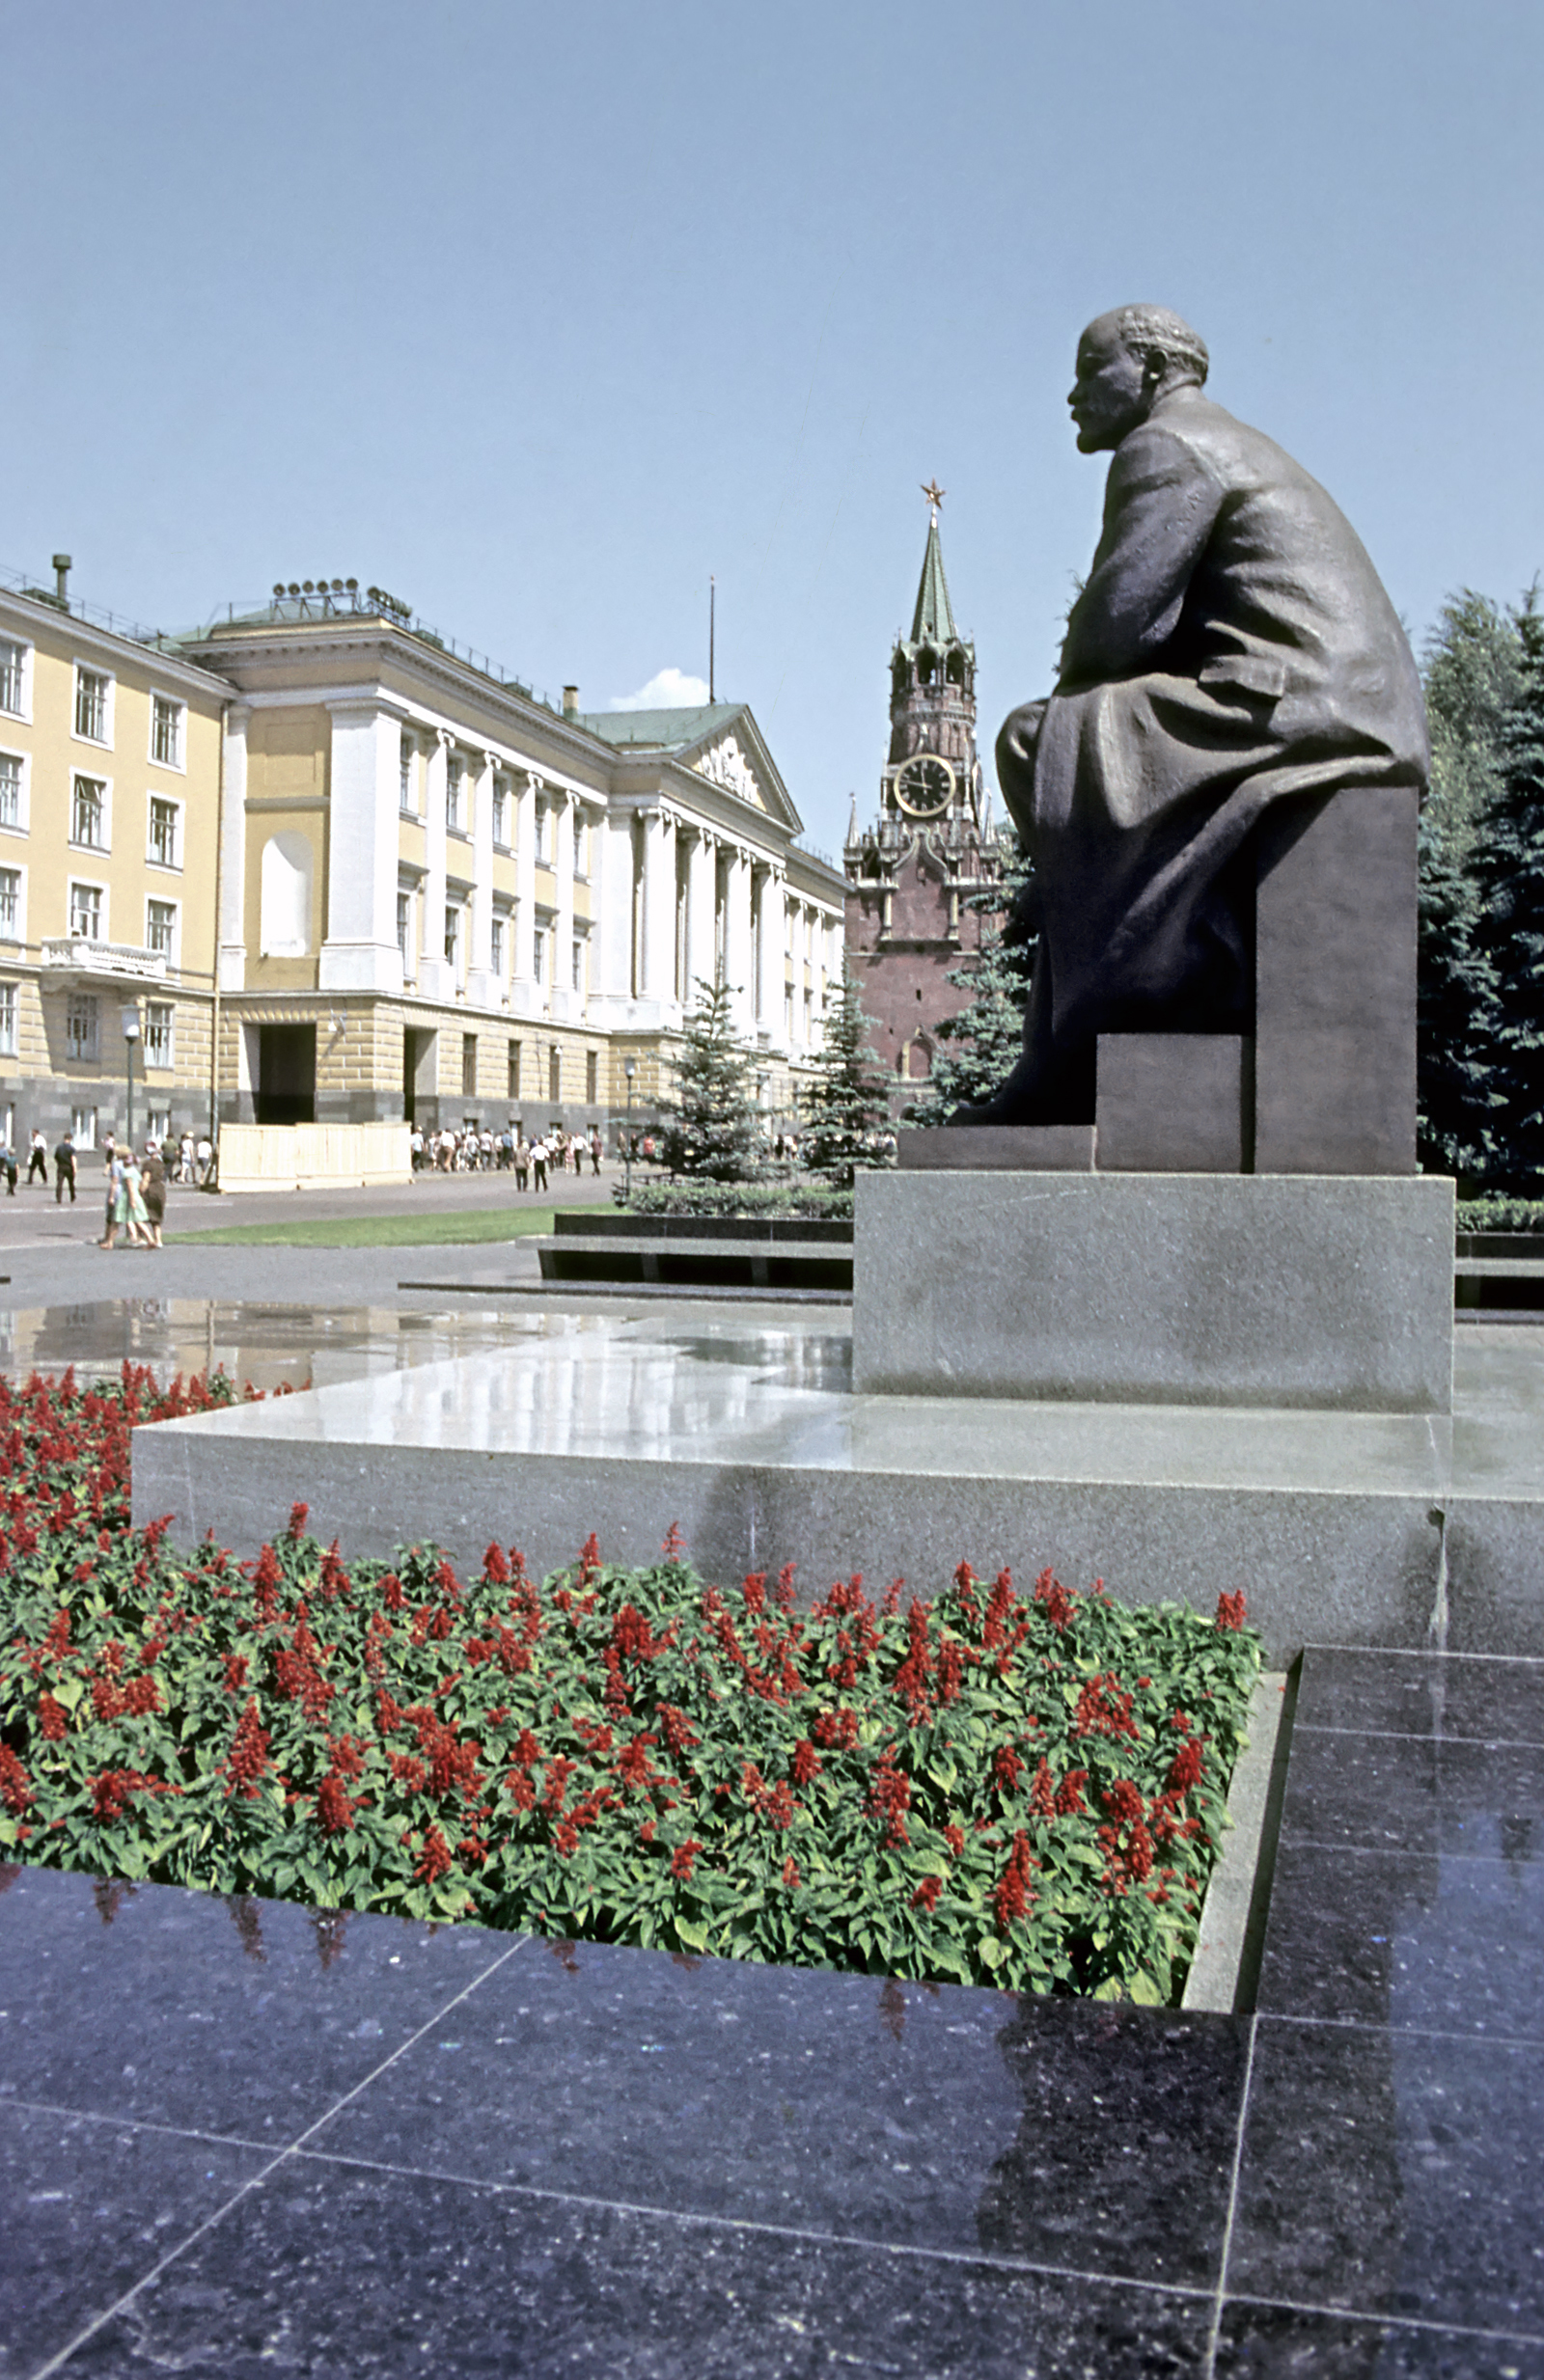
[5,0,1541,857]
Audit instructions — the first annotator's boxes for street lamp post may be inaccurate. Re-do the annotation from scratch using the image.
[623,1056,637,1202]
[121,1003,142,1154]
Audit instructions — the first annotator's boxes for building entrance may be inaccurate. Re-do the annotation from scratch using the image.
[255,1024,316,1125]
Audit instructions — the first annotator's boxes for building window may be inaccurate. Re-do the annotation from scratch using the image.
[0,869,18,939]
[548,1046,561,1102]
[0,754,20,829]
[575,812,591,877]
[0,642,26,718]
[66,994,99,1060]
[145,1002,174,1067]
[69,883,102,941]
[535,802,550,863]
[74,668,110,744]
[71,777,107,849]
[400,738,415,813]
[490,915,506,976]
[461,1033,478,1097]
[507,1039,521,1098]
[151,695,184,769]
[397,890,411,965]
[491,777,509,846]
[148,797,179,868]
[148,1106,171,1141]
[444,904,461,969]
[586,1049,598,1104]
[532,925,547,987]
[71,1106,96,1149]
[572,937,585,992]
[446,757,463,833]
[0,984,15,1056]
[146,899,177,959]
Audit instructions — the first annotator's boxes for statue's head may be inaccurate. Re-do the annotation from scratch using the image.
[1068,306,1209,452]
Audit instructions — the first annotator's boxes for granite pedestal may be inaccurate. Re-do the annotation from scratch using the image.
[853,1170,1455,1413]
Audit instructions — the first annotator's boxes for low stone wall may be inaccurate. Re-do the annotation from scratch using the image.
[215,1120,411,1192]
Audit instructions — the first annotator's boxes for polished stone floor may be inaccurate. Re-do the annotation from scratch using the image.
[2,1645,1541,2377]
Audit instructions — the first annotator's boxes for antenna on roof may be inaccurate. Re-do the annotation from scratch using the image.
[709,576,716,704]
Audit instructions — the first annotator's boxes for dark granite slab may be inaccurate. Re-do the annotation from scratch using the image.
[309,1935,1246,2290]
[1277,1726,1544,1858]
[0,1864,522,2141]
[1215,2301,1544,2376]
[1292,1647,1544,1746]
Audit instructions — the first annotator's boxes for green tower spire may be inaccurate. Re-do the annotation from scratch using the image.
[910,514,957,644]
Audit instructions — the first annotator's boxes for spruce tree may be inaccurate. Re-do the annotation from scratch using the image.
[655,976,762,1182]
[904,839,1037,1121]
[800,962,892,1189]
[1471,594,1544,1190]
[1417,807,1497,1180]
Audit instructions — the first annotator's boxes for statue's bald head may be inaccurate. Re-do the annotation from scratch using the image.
[1100,306,1209,389]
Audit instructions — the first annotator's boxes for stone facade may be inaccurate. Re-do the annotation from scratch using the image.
[843,510,1012,1111]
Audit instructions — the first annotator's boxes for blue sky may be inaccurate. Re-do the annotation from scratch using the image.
[5,0,1541,857]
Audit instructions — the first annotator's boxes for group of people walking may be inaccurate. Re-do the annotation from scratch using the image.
[98,1140,170,1250]
[409,1123,603,1181]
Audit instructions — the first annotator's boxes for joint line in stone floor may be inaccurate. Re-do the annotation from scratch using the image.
[1204,2010,1257,2380]
[1216,2287,1544,2351]
[277,2138,1219,2302]
[1292,1721,1544,1746]
[1256,2011,1544,2050]
[24,1934,531,2380]
[1278,1836,1542,1868]
[0,2093,276,2158]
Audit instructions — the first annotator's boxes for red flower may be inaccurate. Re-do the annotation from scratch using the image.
[390,1752,428,1792]
[577,1532,601,1586]
[992,1743,1023,1797]
[1073,1674,1139,1739]
[1054,1768,1089,1817]
[37,1692,69,1741]
[286,1502,309,1540]
[225,1698,272,1799]
[316,1774,356,1834]
[662,1521,686,1561]
[1166,1738,1205,1796]
[1216,1590,1248,1631]
[123,1676,160,1717]
[482,1542,510,1584]
[782,1856,801,1889]
[911,1874,942,1912]
[943,1822,965,1856]
[414,1824,453,1884]
[992,1830,1036,1932]
[790,1738,821,1787]
[553,1820,580,1857]
[0,1744,32,1816]
[671,1838,703,1880]
[1033,1568,1075,1630]
[224,1654,249,1694]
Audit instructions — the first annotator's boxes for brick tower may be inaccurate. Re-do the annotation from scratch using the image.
[844,489,1010,1107]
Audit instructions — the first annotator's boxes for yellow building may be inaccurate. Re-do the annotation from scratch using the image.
[0,566,232,1154]
[179,583,847,1141]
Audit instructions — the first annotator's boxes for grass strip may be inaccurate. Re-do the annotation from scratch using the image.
[167,1206,557,1249]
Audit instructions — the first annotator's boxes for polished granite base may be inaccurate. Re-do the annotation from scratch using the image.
[131,1313,1544,1663]
[3,1646,1541,2376]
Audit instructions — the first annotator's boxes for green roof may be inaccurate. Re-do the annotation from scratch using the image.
[578,702,745,751]
[910,518,957,644]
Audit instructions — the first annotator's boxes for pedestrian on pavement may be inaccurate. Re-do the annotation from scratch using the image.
[26,1130,47,1185]
[196,1133,214,1185]
[589,1127,602,1176]
[531,1135,549,1192]
[141,1147,167,1248]
[179,1132,196,1185]
[53,1133,76,1204]
[513,1135,530,1191]
[100,1149,127,1246]
[0,1142,15,1195]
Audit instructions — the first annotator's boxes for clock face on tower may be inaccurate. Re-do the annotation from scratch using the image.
[893,752,955,819]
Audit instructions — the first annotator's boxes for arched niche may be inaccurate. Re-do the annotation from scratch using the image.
[260,830,314,956]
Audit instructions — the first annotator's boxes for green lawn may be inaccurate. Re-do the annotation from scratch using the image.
[167,1206,557,1249]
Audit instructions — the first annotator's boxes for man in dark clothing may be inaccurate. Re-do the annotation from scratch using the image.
[977,305,1430,1124]
[54,1134,76,1204]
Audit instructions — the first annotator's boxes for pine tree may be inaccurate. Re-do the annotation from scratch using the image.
[904,839,1037,1121]
[1417,806,1497,1180]
[655,976,762,1182]
[1471,595,1544,1190]
[800,963,893,1189]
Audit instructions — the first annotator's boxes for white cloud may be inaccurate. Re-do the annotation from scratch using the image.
[607,667,711,712]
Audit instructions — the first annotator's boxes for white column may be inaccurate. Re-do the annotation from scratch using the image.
[550,788,577,1022]
[724,846,755,1035]
[592,808,635,1022]
[319,700,404,993]
[419,729,453,1002]
[684,828,717,1007]
[755,867,785,1044]
[217,702,248,992]
[465,748,497,1006]
[639,810,675,1009]
[788,901,808,1051]
[509,770,538,1015]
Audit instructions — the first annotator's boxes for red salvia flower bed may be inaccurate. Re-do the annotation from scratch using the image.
[0,1367,1261,2002]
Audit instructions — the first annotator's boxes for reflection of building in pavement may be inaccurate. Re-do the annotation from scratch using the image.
[843,500,1013,1110]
